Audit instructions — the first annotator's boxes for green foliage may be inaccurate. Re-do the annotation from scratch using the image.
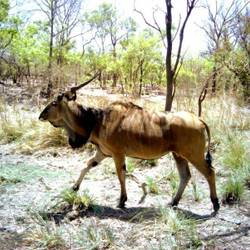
[0,15,20,54]
[10,22,49,68]
[0,0,9,21]
[61,189,78,205]
[121,30,164,93]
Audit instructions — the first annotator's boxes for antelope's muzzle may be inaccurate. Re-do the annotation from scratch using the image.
[39,109,48,121]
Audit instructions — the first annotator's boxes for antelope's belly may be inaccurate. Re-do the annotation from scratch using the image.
[124,140,169,159]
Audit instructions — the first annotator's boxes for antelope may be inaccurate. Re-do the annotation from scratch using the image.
[39,75,220,213]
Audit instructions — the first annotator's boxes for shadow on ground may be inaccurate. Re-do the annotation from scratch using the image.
[42,203,216,224]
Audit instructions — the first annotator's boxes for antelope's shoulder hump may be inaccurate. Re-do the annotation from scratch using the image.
[108,101,143,112]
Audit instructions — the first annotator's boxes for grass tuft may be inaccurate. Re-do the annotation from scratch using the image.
[222,174,245,204]
[24,213,67,249]
[146,176,160,194]
[220,132,249,171]
[163,169,179,196]
[85,223,115,249]
[61,189,95,210]
[217,129,250,204]
[159,207,201,248]
[126,158,136,174]
[0,176,22,185]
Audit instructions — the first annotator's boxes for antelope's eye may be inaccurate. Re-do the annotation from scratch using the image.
[52,101,57,106]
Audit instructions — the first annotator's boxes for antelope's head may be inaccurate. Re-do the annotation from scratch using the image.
[39,73,99,126]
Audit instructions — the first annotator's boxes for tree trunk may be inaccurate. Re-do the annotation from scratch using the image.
[211,64,217,94]
[165,67,174,111]
[46,0,54,97]
[112,73,117,88]
[165,0,173,111]
[112,45,117,88]
[138,60,144,96]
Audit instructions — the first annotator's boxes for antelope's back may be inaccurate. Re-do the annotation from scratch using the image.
[94,102,173,158]
[94,102,207,159]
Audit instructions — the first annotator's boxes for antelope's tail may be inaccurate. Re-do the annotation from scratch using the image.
[199,118,212,167]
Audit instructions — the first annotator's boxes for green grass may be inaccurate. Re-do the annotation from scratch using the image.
[216,129,250,204]
[0,163,69,183]
[26,225,67,249]
[222,173,246,204]
[126,158,136,174]
[219,132,249,171]
[191,180,203,202]
[158,207,202,248]
[61,189,95,210]
[146,176,160,194]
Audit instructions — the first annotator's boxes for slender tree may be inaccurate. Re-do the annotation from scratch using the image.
[200,0,246,93]
[35,0,82,96]
[135,0,198,111]
[84,3,136,87]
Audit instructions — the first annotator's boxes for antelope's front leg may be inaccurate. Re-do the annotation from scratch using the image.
[113,155,127,208]
[72,149,106,191]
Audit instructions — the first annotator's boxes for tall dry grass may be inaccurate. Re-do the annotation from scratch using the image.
[0,101,67,154]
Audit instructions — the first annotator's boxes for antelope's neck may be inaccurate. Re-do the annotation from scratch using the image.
[64,102,103,138]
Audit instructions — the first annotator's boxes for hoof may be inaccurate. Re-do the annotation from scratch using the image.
[169,200,179,207]
[72,184,79,192]
[117,203,126,209]
[117,195,127,209]
[212,198,220,213]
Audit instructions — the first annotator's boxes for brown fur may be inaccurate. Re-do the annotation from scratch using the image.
[39,97,219,212]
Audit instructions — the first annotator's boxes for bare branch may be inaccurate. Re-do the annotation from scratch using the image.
[152,7,167,49]
[133,1,160,32]
[172,13,181,42]
[198,65,223,116]
[173,0,198,76]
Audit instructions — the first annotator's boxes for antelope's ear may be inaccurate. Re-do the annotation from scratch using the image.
[64,89,76,101]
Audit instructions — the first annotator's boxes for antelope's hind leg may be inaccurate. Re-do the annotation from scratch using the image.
[72,149,106,191]
[170,153,191,207]
[190,157,219,212]
[113,155,127,208]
